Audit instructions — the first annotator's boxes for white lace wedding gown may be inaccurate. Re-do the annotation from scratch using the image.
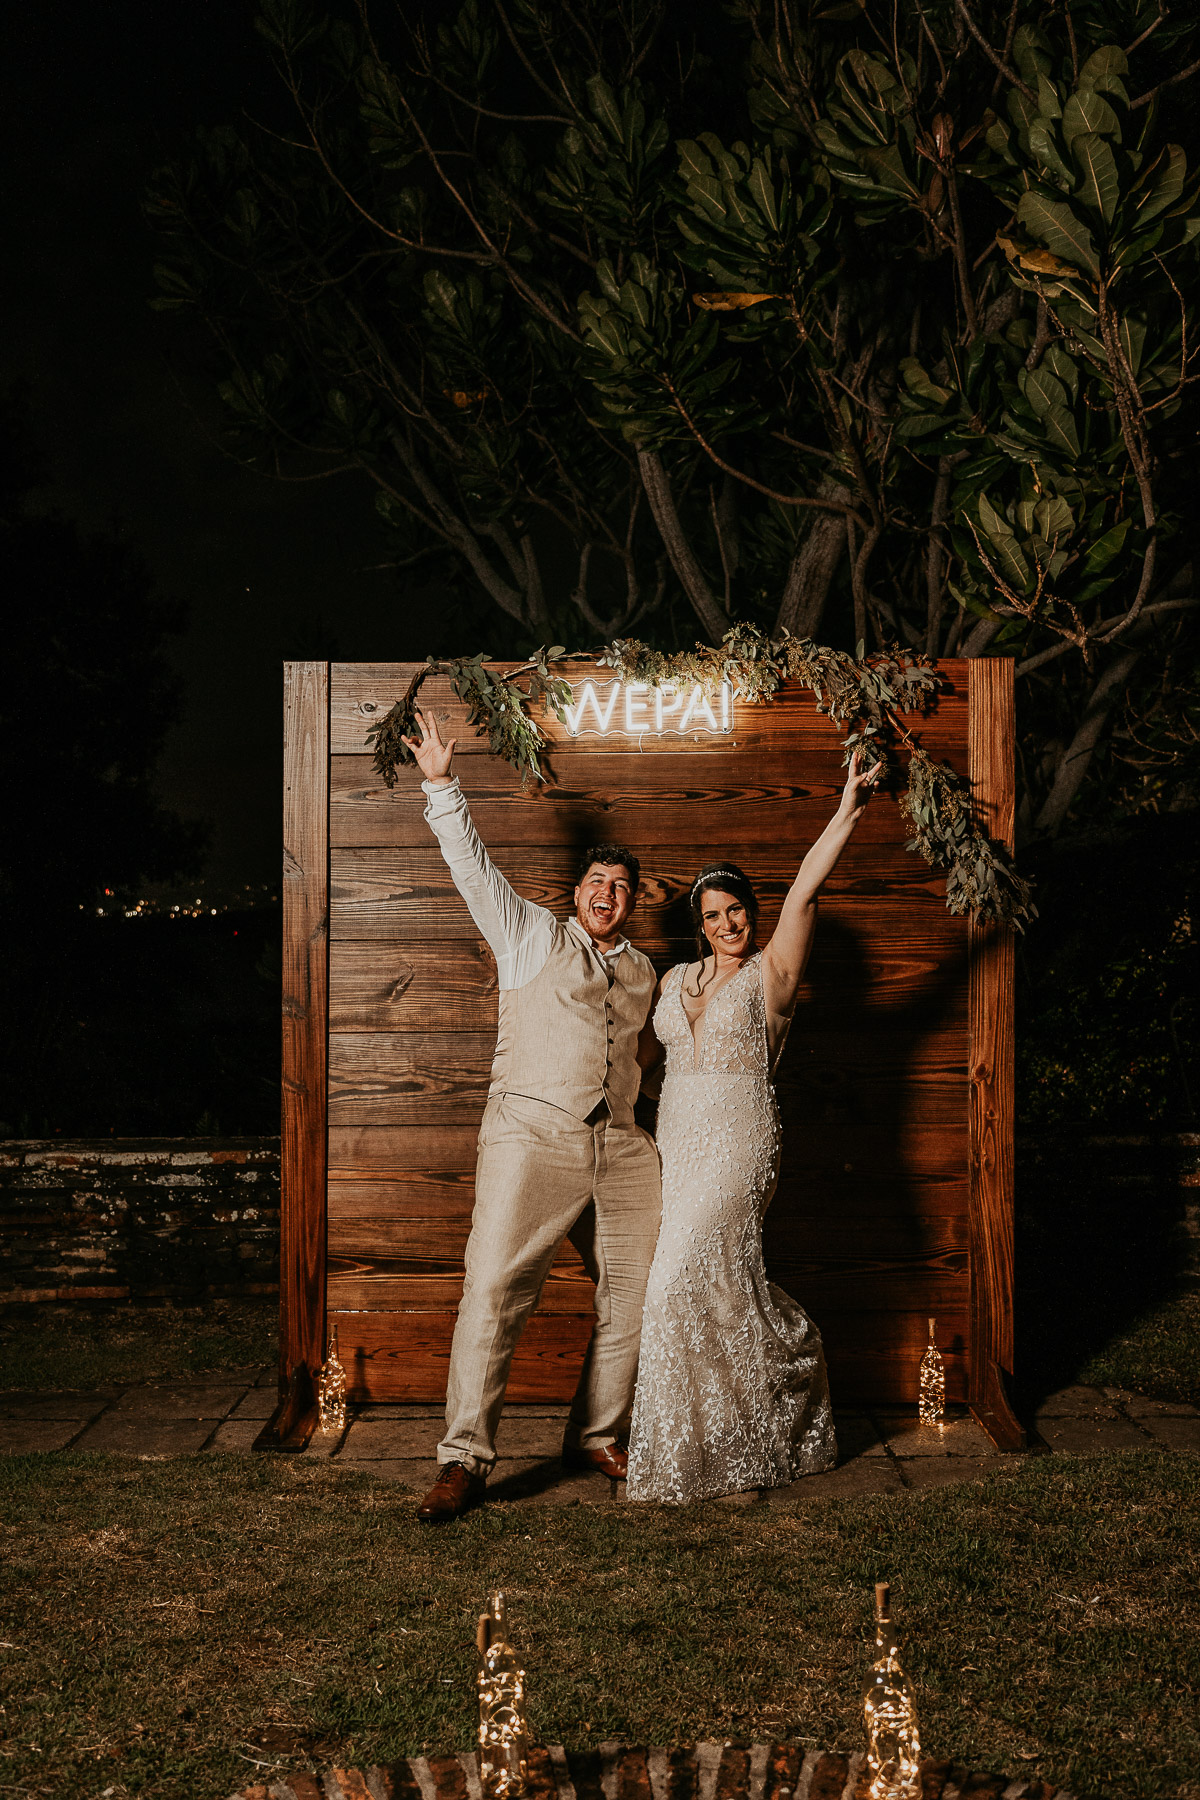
[626,951,836,1503]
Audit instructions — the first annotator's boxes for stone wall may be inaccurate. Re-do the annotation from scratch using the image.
[0,1129,1195,1312]
[0,1139,280,1305]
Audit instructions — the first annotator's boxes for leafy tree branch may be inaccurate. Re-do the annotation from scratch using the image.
[149,0,1200,840]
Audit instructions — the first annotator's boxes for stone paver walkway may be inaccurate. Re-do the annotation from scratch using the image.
[2,1374,1197,1501]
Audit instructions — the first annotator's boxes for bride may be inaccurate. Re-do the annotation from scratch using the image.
[626,752,881,1504]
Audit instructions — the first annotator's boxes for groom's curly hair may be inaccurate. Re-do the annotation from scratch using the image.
[690,861,759,960]
[577,842,641,889]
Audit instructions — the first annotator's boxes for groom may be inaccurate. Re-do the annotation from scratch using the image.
[402,708,662,1522]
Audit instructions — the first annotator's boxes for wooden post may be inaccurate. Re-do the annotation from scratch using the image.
[966,658,1024,1450]
[255,662,330,1452]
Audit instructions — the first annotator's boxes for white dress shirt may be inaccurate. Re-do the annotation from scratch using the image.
[422,777,631,991]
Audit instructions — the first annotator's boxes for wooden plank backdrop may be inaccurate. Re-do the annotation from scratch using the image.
[274,657,1022,1452]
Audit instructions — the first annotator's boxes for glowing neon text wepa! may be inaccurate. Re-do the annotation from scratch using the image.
[562,679,733,737]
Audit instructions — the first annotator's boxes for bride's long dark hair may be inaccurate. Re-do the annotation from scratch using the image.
[688,861,759,983]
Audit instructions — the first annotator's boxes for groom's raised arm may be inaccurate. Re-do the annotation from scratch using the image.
[422,778,553,987]
[405,708,552,990]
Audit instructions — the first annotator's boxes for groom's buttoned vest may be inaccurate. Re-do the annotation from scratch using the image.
[488,925,656,1128]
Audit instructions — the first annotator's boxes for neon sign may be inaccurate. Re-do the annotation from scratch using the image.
[563,679,734,738]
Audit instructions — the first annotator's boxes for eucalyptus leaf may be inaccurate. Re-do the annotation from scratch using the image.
[894,412,951,439]
[1117,313,1146,379]
[422,269,460,323]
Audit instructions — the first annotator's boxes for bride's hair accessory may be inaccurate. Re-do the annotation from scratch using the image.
[690,866,741,898]
[689,861,759,959]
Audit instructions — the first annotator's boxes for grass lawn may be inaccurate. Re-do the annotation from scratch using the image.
[1075,1289,1200,1408]
[1,1451,1198,1800]
[0,1299,276,1391]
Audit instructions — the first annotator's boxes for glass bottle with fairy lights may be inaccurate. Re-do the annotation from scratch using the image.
[317,1323,347,1434]
[477,1591,529,1798]
[918,1316,945,1426]
[862,1581,922,1800]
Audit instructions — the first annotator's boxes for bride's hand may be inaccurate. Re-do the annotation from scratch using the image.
[839,749,882,817]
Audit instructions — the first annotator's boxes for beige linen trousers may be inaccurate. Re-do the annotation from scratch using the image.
[438,928,661,1474]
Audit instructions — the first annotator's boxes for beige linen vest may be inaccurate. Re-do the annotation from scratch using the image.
[489,926,656,1127]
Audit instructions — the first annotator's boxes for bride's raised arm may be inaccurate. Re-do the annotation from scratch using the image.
[761,751,881,1018]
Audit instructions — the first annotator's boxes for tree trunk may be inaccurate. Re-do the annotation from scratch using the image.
[961,617,1003,657]
[389,434,530,624]
[773,478,849,640]
[637,449,731,642]
[1033,648,1141,837]
[774,478,851,638]
[924,457,958,654]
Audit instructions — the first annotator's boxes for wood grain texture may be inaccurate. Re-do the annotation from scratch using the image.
[330,939,499,1032]
[967,657,1022,1451]
[261,661,330,1454]
[329,1198,970,1254]
[327,1171,479,1219]
[327,1259,967,1313]
[330,758,958,853]
[329,844,956,940]
[326,1029,968,1128]
[819,1310,970,1404]
[331,746,965,833]
[326,1124,970,1191]
[332,1309,594,1403]
[331,1306,968,1404]
[328,1268,598,1312]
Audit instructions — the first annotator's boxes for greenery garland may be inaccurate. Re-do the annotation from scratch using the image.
[368,646,573,784]
[366,626,1036,931]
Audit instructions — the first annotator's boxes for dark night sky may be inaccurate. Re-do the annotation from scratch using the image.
[4,2,436,892]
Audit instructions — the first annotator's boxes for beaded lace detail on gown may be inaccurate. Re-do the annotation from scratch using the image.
[626,951,836,1503]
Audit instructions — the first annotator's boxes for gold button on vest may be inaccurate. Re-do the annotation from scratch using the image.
[488,927,656,1126]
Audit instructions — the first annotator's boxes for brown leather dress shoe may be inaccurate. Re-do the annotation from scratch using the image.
[416,1462,486,1523]
[562,1442,628,1480]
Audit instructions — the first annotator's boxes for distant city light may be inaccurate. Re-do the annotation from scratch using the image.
[88,881,279,920]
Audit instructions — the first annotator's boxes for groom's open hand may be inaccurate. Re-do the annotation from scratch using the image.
[401,708,457,786]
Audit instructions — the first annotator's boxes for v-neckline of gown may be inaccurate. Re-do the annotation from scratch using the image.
[678,952,759,1071]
